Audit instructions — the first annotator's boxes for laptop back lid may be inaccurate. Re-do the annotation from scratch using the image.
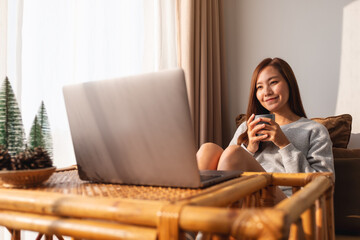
[63,68,202,188]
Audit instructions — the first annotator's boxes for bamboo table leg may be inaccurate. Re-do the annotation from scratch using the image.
[315,196,327,240]
[325,188,335,240]
[11,231,21,240]
[7,228,20,240]
[158,204,186,240]
[301,204,315,240]
[45,234,53,240]
[55,235,65,240]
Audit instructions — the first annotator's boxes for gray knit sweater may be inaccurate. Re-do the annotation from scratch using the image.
[229,117,334,196]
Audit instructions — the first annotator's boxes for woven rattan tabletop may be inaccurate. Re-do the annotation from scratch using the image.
[0,168,217,201]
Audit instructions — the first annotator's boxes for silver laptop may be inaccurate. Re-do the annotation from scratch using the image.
[63,68,241,188]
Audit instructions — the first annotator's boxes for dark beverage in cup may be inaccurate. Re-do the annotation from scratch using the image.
[254,114,274,136]
[254,114,275,124]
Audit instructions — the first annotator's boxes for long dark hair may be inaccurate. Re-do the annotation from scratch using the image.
[237,57,307,145]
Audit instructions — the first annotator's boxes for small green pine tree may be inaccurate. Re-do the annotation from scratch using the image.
[0,77,26,156]
[28,115,45,150]
[28,101,53,158]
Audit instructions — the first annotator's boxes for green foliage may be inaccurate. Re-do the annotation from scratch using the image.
[28,116,45,150]
[28,101,53,158]
[0,77,53,160]
[0,77,26,156]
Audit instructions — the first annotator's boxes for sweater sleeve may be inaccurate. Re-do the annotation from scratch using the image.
[228,122,247,146]
[278,124,334,174]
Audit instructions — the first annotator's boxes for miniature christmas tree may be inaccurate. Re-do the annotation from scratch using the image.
[28,101,53,158]
[0,77,26,156]
[28,116,45,149]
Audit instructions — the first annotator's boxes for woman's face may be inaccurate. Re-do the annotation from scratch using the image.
[255,66,290,114]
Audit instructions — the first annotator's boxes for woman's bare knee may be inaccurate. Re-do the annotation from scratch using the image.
[217,145,247,170]
[197,142,223,170]
[218,145,265,172]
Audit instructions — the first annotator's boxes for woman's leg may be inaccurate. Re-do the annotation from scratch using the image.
[217,145,287,204]
[217,145,265,172]
[196,142,224,170]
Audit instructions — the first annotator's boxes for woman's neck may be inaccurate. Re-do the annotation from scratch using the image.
[272,111,301,126]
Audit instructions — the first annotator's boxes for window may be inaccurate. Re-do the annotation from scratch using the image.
[1,0,176,167]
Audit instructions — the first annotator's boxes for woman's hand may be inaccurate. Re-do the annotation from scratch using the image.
[246,114,269,153]
[256,117,290,149]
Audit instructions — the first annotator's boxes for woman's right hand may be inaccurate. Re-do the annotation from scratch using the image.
[246,114,269,154]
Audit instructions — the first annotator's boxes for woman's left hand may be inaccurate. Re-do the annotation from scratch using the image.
[256,118,290,149]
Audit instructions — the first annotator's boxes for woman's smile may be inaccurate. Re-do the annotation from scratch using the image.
[265,96,279,102]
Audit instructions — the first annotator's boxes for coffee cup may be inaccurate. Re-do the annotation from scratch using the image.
[254,114,274,136]
[254,114,275,125]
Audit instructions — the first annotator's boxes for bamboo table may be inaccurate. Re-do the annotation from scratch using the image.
[0,166,335,240]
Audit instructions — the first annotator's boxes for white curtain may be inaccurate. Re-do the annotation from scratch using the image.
[0,0,7,81]
[0,0,176,239]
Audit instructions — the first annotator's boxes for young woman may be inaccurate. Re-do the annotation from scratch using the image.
[197,57,334,201]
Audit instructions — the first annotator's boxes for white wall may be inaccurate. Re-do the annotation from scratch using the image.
[223,0,355,145]
[336,0,360,148]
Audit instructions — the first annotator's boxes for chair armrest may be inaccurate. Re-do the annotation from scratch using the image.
[333,147,360,159]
